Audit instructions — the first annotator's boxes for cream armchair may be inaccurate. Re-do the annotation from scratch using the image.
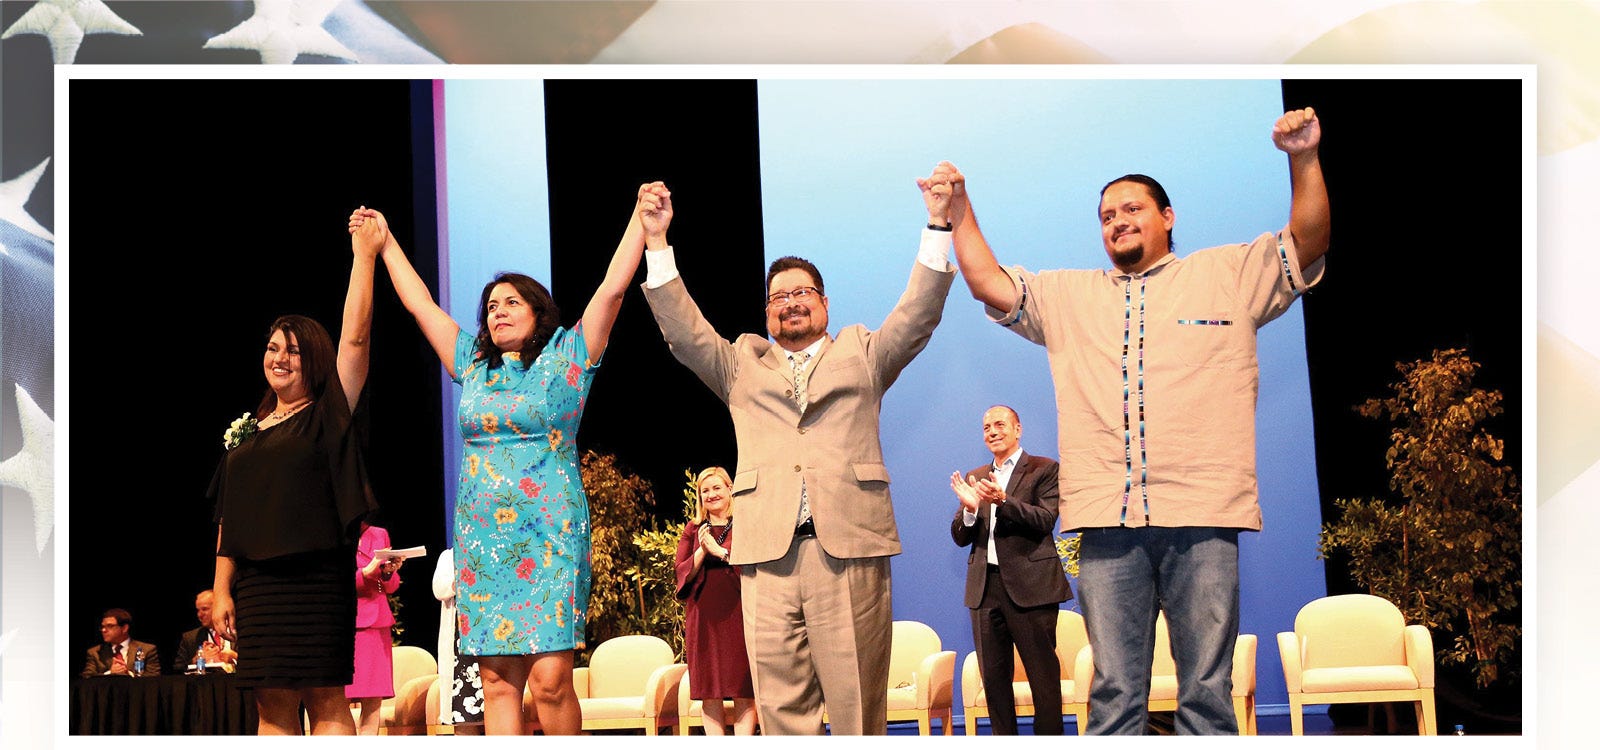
[884,620,957,735]
[1075,611,1258,735]
[380,645,439,731]
[1278,594,1436,735]
[674,670,742,735]
[384,673,439,735]
[1137,611,1258,735]
[537,634,684,735]
[960,609,1092,735]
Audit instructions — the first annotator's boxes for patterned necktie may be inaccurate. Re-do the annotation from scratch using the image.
[789,351,811,414]
[790,352,812,526]
[112,644,124,669]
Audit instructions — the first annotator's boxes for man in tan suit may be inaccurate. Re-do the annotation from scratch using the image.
[81,608,161,678]
[637,176,957,734]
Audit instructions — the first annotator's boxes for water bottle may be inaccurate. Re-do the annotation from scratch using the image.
[1453,724,1466,736]
[195,652,207,675]
[133,648,146,677]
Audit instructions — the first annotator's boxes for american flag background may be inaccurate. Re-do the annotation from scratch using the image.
[0,2,438,742]
[2,0,1597,744]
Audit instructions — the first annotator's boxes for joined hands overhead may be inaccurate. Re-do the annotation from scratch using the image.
[637,181,673,249]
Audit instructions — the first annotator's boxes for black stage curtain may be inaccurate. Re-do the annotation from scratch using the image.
[542,79,767,511]
[67,79,445,675]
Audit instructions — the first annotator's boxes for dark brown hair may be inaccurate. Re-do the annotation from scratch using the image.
[1100,174,1176,251]
[766,256,825,297]
[256,314,339,418]
[475,272,559,370]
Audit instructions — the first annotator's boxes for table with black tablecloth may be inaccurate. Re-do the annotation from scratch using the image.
[71,673,257,734]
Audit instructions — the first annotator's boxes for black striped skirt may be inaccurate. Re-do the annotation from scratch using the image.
[232,548,355,689]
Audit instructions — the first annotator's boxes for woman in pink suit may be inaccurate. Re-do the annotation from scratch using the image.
[348,522,403,735]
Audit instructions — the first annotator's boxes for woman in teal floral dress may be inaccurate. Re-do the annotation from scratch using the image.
[348,182,669,735]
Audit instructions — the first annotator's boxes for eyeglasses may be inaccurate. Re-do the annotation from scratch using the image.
[766,286,821,307]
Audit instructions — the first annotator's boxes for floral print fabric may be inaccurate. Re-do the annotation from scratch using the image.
[451,325,595,656]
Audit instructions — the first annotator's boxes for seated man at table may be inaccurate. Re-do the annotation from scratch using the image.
[174,590,237,673]
[81,608,161,678]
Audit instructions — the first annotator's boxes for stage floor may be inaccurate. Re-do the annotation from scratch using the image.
[900,711,1339,736]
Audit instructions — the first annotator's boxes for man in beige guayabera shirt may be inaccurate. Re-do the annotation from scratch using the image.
[939,108,1330,735]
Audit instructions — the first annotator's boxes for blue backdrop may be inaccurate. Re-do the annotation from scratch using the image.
[437,76,1326,714]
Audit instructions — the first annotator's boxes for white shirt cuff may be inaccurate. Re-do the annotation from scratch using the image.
[643,246,680,289]
[962,509,978,526]
[917,227,954,272]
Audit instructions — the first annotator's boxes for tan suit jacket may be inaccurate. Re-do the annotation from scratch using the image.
[644,261,955,565]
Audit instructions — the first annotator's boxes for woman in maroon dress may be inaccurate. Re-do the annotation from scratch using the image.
[674,467,757,735]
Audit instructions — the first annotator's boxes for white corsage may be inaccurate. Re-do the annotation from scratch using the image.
[223,412,258,450]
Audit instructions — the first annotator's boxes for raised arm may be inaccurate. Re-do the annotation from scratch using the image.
[858,176,959,384]
[924,161,1017,311]
[638,184,746,400]
[349,207,462,378]
[580,183,660,361]
[338,217,381,409]
[1272,107,1330,269]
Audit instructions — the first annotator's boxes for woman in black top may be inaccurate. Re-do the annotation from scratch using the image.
[207,218,383,734]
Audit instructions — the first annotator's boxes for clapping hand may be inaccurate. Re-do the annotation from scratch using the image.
[974,476,1006,505]
[951,471,982,513]
[697,523,729,562]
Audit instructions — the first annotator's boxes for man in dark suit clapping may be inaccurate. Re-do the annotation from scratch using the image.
[950,405,1072,734]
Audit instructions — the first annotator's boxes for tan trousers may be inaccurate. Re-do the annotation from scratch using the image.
[739,535,892,735]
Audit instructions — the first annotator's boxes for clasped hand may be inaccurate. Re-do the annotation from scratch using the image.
[697,523,729,562]
[917,161,967,228]
[637,181,672,243]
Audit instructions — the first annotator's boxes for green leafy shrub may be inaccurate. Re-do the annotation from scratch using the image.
[1319,348,1521,687]
[582,454,695,663]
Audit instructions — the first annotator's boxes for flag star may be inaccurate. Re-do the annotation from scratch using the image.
[0,385,55,555]
[0,0,141,64]
[204,0,357,64]
[0,158,54,243]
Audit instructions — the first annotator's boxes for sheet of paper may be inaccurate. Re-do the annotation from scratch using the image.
[374,545,426,560]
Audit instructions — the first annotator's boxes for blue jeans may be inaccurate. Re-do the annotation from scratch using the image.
[1078,526,1240,735]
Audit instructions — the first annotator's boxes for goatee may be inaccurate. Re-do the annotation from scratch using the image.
[1111,246,1144,271]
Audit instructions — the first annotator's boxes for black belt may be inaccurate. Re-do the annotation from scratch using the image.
[794,518,816,537]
